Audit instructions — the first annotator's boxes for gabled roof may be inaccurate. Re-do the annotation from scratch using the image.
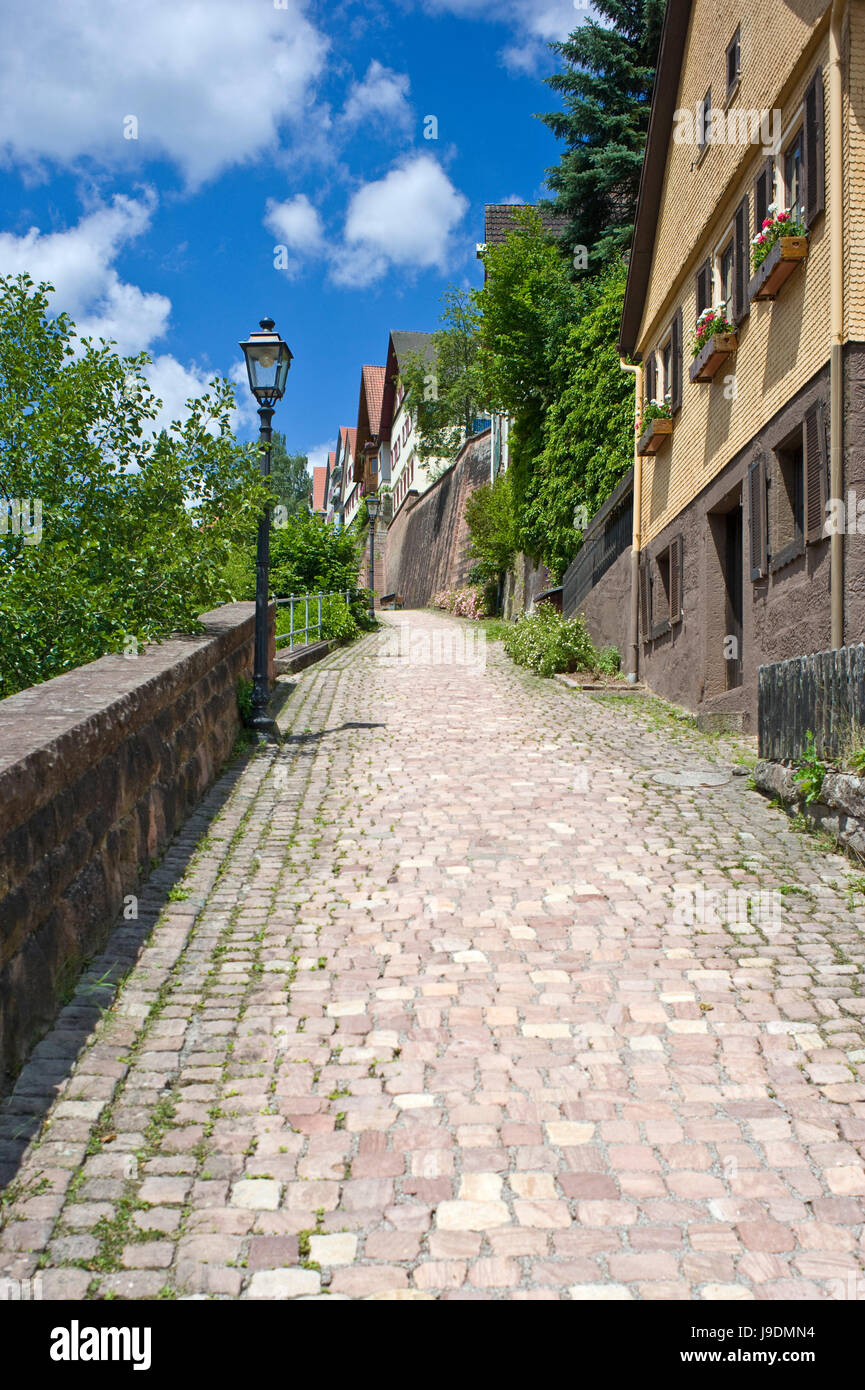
[311,465,327,512]
[619,0,693,358]
[360,364,386,439]
[483,202,568,246]
[380,330,436,435]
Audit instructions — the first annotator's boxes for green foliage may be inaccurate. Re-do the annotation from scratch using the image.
[595,646,621,676]
[236,679,253,724]
[224,514,359,602]
[0,274,269,699]
[524,260,633,578]
[501,602,599,678]
[538,0,665,267]
[319,594,360,643]
[268,434,310,517]
[793,731,827,805]
[464,473,517,583]
[400,287,484,470]
[476,221,632,577]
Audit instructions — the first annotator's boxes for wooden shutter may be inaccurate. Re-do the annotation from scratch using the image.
[748,454,768,579]
[644,352,656,405]
[804,400,828,543]
[670,308,683,415]
[696,260,712,317]
[639,557,651,642]
[733,195,750,324]
[803,67,825,227]
[753,157,774,232]
[669,536,684,624]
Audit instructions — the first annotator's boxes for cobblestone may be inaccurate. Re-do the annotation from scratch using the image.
[1,611,864,1299]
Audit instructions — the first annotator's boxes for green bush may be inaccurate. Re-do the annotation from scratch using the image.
[595,645,621,676]
[274,593,362,648]
[501,602,598,678]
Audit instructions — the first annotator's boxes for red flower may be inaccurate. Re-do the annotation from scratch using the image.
[761,218,772,229]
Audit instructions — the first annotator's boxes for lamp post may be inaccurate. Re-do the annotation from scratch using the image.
[365,492,381,621]
[239,317,293,737]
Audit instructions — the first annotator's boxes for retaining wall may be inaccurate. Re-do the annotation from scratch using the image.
[0,602,271,1090]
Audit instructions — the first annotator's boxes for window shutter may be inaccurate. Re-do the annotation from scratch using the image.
[670,308,683,414]
[639,557,651,642]
[669,536,684,624]
[733,195,750,324]
[753,158,774,233]
[696,260,712,317]
[803,67,825,227]
[645,352,656,404]
[804,400,828,542]
[748,454,768,579]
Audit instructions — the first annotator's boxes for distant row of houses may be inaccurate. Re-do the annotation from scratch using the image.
[305,205,567,534]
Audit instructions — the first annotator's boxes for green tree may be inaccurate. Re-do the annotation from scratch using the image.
[525,260,633,579]
[464,474,517,583]
[400,287,483,471]
[0,274,269,698]
[269,434,310,517]
[474,208,577,557]
[538,0,665,266]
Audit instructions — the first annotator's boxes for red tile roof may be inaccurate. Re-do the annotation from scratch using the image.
[361,364,387,436]
[312,465,327,513]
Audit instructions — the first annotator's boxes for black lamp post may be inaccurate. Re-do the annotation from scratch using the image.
[239,317,293,737]
[365,491,381,621]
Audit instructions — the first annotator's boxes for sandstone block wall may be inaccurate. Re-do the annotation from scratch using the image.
[0,602,269,1090]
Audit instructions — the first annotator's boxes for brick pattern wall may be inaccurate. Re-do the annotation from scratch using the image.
[0,603,268,1090]
[638,6,841,548]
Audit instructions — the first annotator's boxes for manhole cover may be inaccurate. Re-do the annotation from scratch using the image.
[651,769,731,788]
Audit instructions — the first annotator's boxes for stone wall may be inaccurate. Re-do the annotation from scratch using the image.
[0,602,271,1090]
[578,546,633,659]
[383,432,491,607]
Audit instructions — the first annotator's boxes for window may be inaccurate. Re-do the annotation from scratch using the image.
[726,28,740,98]
[719,240,734,321]
[753,158,775,233]
[697,88,712,150]
[784,130,804,223]
[772,433,804,568]
[640,537,683,642]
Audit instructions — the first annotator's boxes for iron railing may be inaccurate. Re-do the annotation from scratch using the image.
[562,475,633,616]
[274,590,353,651]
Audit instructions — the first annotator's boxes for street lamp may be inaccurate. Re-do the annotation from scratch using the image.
[239,317,293,737]
[365,492,381,621]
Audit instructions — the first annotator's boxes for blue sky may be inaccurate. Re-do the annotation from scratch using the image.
[0,0,589,472]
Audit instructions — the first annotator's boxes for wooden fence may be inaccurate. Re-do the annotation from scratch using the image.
[758,643,865,761]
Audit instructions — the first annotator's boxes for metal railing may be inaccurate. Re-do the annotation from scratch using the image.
[274,590,353,651]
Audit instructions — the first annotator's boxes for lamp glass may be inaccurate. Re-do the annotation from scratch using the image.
[240,319,293,404]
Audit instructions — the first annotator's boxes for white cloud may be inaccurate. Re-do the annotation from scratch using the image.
[306,440,334,473]
[341,61,412,134]
[264,194,326,278]
[0,0,328,187]
[331,153,468,287]
[0,192,171,355]
[418,0,587,72]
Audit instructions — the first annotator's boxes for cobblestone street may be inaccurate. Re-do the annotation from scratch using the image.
[2,609,864,1301]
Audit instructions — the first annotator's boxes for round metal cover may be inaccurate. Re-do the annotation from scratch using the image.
[651,769,731,788]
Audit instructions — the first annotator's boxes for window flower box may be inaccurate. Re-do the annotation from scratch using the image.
[749,208,809,302]
[637,416,673,455]
[689,332,737,383]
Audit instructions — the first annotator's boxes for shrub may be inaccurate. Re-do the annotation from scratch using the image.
[595,645,621,676]
[431,585,489,619]
[275,593,360,647]
[501,602,598,678]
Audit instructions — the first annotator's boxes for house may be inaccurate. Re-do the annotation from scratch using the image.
[352,364,387,514]
[378,331,453,517]
[619,0,865,728]
[326,426,356,529]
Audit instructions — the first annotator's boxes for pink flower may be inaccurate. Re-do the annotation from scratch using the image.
[762,218,772,229]
[777,210,790,221]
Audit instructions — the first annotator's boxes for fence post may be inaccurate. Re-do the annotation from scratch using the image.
[318,592,322,640]
[290,595,295,652]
